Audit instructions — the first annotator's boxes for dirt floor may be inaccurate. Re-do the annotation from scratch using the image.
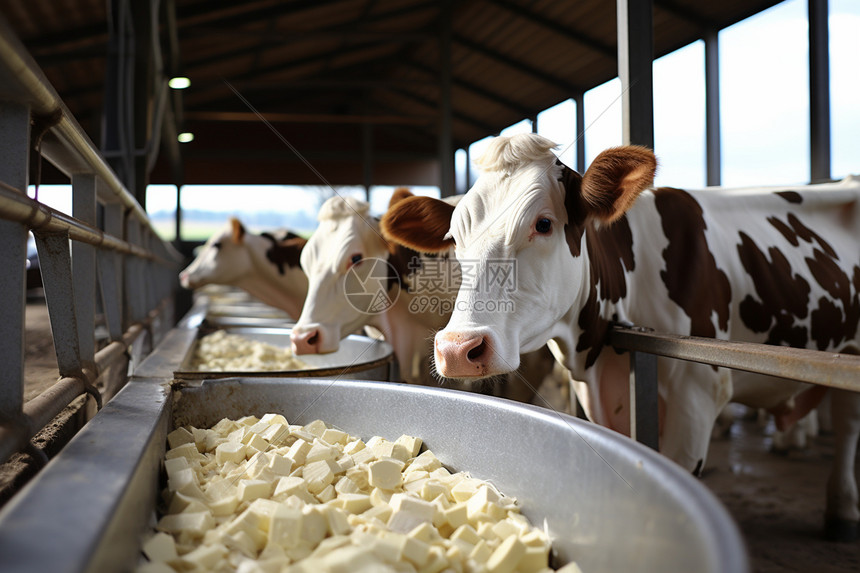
[9,298,860,571]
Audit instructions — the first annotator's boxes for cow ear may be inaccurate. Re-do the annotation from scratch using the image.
[380,196,455,254]
[388,187,414,209]
[230,218,246,244]
[580,146,657,223]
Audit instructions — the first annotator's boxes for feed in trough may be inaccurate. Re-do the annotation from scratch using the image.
[140,414,582,572]
[191,330,310,372]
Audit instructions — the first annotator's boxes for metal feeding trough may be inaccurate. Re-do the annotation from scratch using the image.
[133,326,393,381]
[0,378,748,573]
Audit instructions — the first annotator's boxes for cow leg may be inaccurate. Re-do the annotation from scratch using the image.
[824,388,860,542]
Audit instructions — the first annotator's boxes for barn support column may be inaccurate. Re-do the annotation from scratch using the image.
[705,30,722,186]
[363,122,373,203]
[103,0,136,197]
[574,92,586,173]
[0,102,30,422]
[438,1,455,198]
[809,0,831,182]
[617,0,654,149]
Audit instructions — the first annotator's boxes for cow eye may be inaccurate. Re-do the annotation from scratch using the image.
[213,241,223,250]
[350,253,363,266]
[535,218,552,234]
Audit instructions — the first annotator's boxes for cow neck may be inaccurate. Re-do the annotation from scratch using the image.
[234,234,308,319]
[551,217,634,382]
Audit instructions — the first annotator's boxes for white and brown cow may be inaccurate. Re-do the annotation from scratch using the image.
[179,218,309,319]
[381,133,860,540]
[290,190,552,402]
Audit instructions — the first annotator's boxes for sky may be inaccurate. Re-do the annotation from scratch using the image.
[30,0,860,236]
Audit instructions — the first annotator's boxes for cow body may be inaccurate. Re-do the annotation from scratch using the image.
[179,218,309,319]
[381,133,860,539]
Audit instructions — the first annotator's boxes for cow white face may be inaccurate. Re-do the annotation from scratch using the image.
[381,133,656,380]
[179,219,254,289]
[291,196,390,354]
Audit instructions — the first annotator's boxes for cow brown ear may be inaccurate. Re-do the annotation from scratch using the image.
[388,187,414,209]
[230,217,246,244]
[380,196,455,254]
[580,146,657,223]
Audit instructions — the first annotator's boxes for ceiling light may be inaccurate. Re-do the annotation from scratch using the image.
[177,132,194,143]
[168,76,190,90]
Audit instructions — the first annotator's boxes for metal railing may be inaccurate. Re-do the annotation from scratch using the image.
[0,14,182,466]
[610,325,860,451]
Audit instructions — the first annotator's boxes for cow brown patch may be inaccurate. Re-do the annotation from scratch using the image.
[788,213,838,259]
[264,236,307,275]
[736,232,811,347]
[585,217,634,303]
[654,188,731,338]
[776,190,803,204]
[387,243,423,293]
[806,249,860,350]
[575,283,610,369]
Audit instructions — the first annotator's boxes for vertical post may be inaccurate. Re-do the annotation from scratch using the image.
[464,147,471,191]
[574,92,586,173]
[617,0,654,149]
[438,0,455,198]
[809,0,831,182]
[103,203,126,333]
[0,102,30,422]
[705,30,722,186]
[174,185,182,242]
[531,116,538,133]
[362,122,373,203]
[72,174,97,374]
[630,350,659,450]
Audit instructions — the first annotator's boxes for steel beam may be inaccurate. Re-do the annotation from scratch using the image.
[617,0,655,148]
[0,102,29,422]
[574,92,586,173]
[630,350,660,450]
[438,2,455,198]
[705,30,721,186]
[73,174,97,373]
[809,0,831,182]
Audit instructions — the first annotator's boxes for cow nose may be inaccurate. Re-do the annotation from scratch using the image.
[292,329,321,354]
[434,331,490,378]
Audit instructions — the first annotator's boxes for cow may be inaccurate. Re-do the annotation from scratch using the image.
[380,132,860,541]
[289,190,553,403]
[179,218,309,319]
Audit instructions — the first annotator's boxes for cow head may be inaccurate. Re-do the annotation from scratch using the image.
[381,133,656,379]
[180,218,255,289]
[178,218,309,318]
[291,195,393,354]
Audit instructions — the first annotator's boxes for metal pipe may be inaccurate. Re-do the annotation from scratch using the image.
[0,181,176,268]
[610,326,860,392]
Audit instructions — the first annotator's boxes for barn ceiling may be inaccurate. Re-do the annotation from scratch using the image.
[3,0,783,192]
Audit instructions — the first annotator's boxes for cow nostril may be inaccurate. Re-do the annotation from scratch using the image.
[307,331,319,346]
[467,339,486,361]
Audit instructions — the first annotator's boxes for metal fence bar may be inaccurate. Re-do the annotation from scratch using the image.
[72,174,97,374]
[629,350,659,450]
[611,326,860,391]
[0,101,29,423]
[0,14,181,472]
[0,182,173,267]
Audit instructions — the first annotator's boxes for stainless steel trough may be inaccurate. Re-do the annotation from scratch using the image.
[0,378,748,573]
[134,326,394,382]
